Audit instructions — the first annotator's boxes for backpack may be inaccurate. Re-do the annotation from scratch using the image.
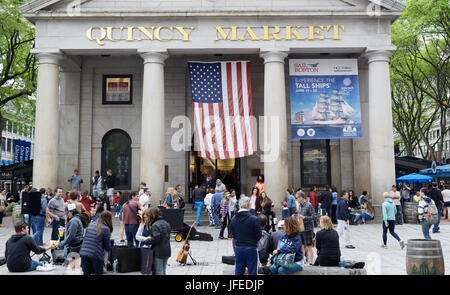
[425,200,438,225]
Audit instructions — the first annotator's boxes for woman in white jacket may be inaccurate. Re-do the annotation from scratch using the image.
[203,188,215,226]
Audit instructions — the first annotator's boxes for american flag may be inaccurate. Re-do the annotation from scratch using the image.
[188,61,256,159]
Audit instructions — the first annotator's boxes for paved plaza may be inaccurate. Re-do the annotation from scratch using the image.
[0,211,449,276]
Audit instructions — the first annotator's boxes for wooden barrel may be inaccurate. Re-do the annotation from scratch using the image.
[406,239,445,275]
[403,202,418,224]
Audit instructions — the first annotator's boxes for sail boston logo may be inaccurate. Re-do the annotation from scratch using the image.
[294,63,320,73]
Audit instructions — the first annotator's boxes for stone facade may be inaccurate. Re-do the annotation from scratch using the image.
[22,0,404,206]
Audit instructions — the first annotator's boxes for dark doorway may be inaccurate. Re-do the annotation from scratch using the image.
[101,129,132,190]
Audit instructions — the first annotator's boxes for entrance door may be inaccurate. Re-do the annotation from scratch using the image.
[188,151,240,201]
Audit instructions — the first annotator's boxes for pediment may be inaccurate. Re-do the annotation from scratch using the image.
[21,0,406,15]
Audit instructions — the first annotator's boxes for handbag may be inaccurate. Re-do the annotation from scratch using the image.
[51,249,65,265]
[273,253,295,268]
[0,205,5,213]
[140,247,154,275]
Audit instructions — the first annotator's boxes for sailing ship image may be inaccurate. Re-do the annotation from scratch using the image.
[311,90,355,124]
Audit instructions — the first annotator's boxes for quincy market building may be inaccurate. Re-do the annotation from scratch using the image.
[21,0,405,209]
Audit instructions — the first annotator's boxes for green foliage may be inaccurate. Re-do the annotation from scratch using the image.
[0,0,36,132]
[390,0,449,161]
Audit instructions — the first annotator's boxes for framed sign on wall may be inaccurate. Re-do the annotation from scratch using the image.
[102,74,133,104]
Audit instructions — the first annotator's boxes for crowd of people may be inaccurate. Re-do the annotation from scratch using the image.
[1,168,185,275]
[1,167,449,276]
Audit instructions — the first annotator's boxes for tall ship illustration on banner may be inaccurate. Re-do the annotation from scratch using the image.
[310,90,356,124]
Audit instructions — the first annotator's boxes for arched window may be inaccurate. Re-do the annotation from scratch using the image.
[101,129,131,190]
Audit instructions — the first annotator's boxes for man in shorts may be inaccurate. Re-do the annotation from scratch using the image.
[105,169,115,207]
[296,191,315,265]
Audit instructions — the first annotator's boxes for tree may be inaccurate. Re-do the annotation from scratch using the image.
[390,0,449,162]
[0,0,36,143]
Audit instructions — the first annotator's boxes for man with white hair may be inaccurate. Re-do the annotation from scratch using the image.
[229,196,262,275]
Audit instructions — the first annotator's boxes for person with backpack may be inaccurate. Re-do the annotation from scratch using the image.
[428,182,444,234]
[122,192,144,247]
[381,192,405,249]
[319,185,332,220]
[91,170,104,198]
[57,203,84,266]
[257,214,271,268]
[418,188,438,240]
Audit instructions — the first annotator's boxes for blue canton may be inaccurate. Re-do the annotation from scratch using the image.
[188,62,223,103]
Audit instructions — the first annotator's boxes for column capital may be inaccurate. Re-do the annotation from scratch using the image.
[138,49,169,65]
[260,48,289,64]
[364,47,396,64]
[31,49,63,65]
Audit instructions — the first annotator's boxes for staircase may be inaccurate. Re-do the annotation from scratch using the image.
[182,204,211,226]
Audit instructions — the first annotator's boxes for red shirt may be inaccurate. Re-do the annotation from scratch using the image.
[122,200,141,225]
[113,196,119,205]
[309,191,318,209]
[64,195,69,203]
[80,197,94,213]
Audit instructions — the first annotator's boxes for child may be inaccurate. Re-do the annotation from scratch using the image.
[281,201,290,220]
[113,191,121,218]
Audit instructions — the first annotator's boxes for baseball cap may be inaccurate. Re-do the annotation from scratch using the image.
[67,203,76,212]
[277,220,284,228]
[74,168,79,172]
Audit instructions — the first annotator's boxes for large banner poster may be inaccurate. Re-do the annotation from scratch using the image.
[13,140,31,163]
[289,59,362,140]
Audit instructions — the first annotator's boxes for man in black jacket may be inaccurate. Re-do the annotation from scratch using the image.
[5,221,55,272]
[428,183,444,233]
[336,191,355,249]
[229,196,262,275]
[319,185,333,218]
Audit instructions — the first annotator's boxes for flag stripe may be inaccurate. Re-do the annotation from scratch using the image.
[236,62,249,156]
[194,102,206,158]
[221,62,234,159]
[226,62,239,158]
[246,62,256,154]
[231,62,245,158]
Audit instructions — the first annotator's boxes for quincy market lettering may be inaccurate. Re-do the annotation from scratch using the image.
[86,25,345,45]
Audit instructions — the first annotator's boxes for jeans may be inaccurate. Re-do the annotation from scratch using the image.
[195,201,204,226]
[382,220,401,245]
[395,205,403,224]
[81,256,104,275]
[269,262,303,275]
[214,206,221,227]
[153,258,168,275]
[235,247,258,275]
[322,207,332,220]
[354,212,374,223]
[51,218,66,241]
[125,224,139,247]
[331,205,337,224]
[421,220,432,240]
[432,208,441,232]
[30,215,46,245]
[27,260,43,272]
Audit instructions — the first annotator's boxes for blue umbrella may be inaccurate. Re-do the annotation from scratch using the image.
[396,173,434,184]
[420,164,450,178]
